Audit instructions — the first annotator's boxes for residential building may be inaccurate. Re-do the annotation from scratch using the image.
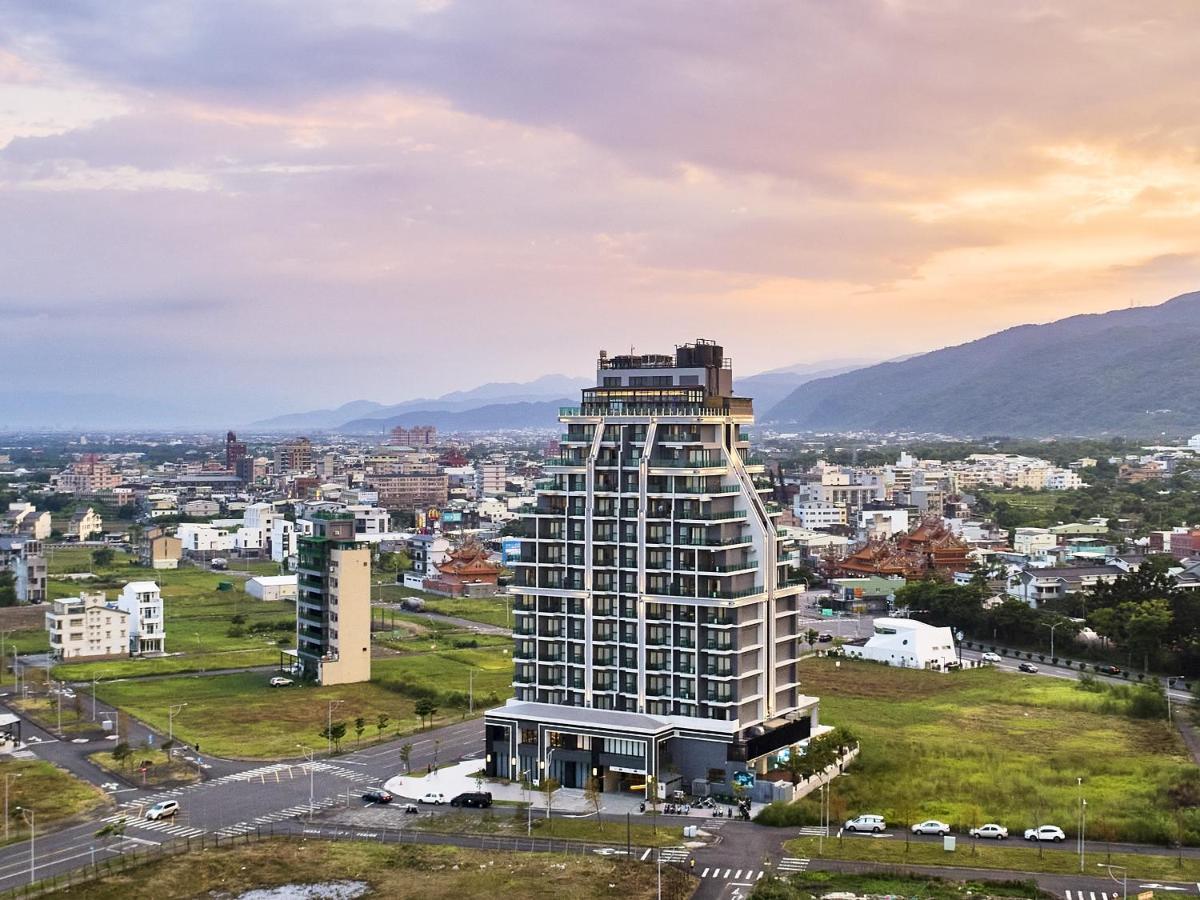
[66,507,104,542]
[1013,527,1056,556]
[138,526,182,570]
[842,618,958,671]
[367,472,449,509]
[857,507,910,541]
[1012,564,1123,606]
[475,461,508,498]
[274,437,314,474]
[485,340,818,799]
[117,582,165,654]
[271,518,299,565]
[346,505,390,536]
[1,503,50,540]
[247,574,298,603]
[408,533,451,575]
[225,431,248,471]
[176,522,235,556]
[295,513,372,685]
[51,456,123,494]
[45,592,129,660]
[828,576,905,612]
[181,499,220,518]
[791,500,846,530]
[388,425,437,448]
[0,537,47,602]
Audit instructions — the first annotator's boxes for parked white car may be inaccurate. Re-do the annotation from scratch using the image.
[911,819,951,836]
[419,792,447,805]
[145,800,179,821]
[969,823,1008,840]
[844,814,886,833]
[1025,825,1066,842]
[980,652,1002,663]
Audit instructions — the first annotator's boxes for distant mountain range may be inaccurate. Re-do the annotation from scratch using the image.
[767,290,1200,436]
[253,362,878,434]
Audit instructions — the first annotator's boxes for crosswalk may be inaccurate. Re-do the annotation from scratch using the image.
[216,796,342,837]
[658,847,690,863]
[697,860,809,882]
[99,811,204,840]
[1064,892,1120,900]
[797,826,827,836]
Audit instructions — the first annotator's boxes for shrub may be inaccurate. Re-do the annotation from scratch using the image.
[226,625,246,638]
[1129,687,1167,719]
[1051,657,1058,665]
[755,801,820,827]
[1038,654,1045,662]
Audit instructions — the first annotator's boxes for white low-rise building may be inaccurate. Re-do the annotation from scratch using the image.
[1013,527,1057,556]
[246,574,298,603]
[117,581,165,655]
[46,592,129,660]
[792,500,846,530]
[177,522,234,554]
[844,617,958,671]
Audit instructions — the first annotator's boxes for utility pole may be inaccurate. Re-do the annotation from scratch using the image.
[469,670,474,714]
[4,773,21,841]
[297,745,315,821]
[91,677,98,721]
[17,807,34,885]
[168,703,188,742]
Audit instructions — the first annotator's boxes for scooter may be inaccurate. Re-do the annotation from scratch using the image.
[638,801,646,813]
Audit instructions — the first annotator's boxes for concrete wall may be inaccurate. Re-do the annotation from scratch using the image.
[320,546,372,685]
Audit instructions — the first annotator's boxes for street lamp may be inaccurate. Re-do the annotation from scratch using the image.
[168,703,188,743]
[1042,621,1062,660]
[16,807,34,885]
[297,744,315,821]
[541,748,558,822]
[1077,777,1086,872]
[4,773,21,841]
[1098,863,1127,900]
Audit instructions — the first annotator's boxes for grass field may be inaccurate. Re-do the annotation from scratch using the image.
[96,645,515,758]
[87,750,200,787]
[51,840,693,900]
[413,810,683,847]
[785,835,1200,881]
[790,658,1197,845]
[46,552,295,681]
[374,584,512,630]
[760,870,1049,900]
[0,758,111,837]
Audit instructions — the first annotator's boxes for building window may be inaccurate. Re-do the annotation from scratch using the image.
[602,737,645,757]
[520,728,537,745]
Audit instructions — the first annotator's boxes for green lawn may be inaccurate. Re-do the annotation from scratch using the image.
[413,810,683,847]
[420,597,513,629]
[5,629,49,655]
[757,870,1048,900]
[0,758,111,838]
[96,646,515,759]
[785,835,1200,881]
[51,841,691,900]
[48,555,294,681]
[790,658,1197,845]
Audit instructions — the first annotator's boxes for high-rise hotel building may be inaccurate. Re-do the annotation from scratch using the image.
[484,340,819,798]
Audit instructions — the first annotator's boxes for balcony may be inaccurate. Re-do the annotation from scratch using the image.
[675,509,747,522]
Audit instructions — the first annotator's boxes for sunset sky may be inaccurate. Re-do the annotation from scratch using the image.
[3,1,1199,422]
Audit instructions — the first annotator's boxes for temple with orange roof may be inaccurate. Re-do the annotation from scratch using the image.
[832,518,971,579]
[423,539,504,597]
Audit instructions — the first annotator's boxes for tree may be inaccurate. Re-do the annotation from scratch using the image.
[541,775,560,829]
[782,745,807,787]
[112,742,133,769]
[354,716,366,747]
[376,713,390,741]
[414,699,438,729]
[584,776,603,830]
[161,738,175,762]
[94,817,127,850]
[91,547,115,569]
[0,570,16,607]
[646,775,660,834]
[1125,599,1174,672]
[319,721,348,753]
[804,628,819,653]
[399,742,413,773]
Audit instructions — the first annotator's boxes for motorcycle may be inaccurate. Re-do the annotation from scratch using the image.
[638,801,646,813]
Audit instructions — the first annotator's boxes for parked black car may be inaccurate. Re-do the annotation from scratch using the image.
[362,790,393,804]
[817,632,834,643]
[450,791,493,808]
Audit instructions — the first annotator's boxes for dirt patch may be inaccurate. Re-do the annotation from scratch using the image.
[0,605,47,630]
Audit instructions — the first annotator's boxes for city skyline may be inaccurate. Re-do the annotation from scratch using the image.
[3,1,1200,420]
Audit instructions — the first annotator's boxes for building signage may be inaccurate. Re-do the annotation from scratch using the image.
[732,770,755,788]
[609,765,645,775]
